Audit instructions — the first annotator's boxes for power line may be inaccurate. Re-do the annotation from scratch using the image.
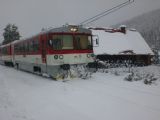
[79,0,134,26]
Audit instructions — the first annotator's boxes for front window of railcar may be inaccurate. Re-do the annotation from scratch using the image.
[48,34,92,50]
[74,35,92,50]
[48,35,73,50]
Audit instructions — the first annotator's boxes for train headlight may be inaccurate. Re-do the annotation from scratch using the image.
[59,55,63,59]
[54,55,58,60]
[70,27,78,32]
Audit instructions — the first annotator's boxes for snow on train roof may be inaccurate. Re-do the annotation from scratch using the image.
[11,25,91,44]
[92,29,154,55]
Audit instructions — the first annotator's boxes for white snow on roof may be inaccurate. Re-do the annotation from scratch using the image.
[92,29,154,55]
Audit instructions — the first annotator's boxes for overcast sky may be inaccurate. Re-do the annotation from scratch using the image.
[0,0,160,42]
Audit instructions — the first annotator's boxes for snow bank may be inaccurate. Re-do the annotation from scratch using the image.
[0,65,160,120]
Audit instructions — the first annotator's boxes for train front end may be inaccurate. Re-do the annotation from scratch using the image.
[46,25,95,79]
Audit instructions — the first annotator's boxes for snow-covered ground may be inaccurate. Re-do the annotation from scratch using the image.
[0,65,160,120]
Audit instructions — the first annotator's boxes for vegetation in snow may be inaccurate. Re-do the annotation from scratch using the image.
[2,24,21,45]
[95,60,159,85]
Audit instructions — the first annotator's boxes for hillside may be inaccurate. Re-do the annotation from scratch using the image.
[114,9,160,50]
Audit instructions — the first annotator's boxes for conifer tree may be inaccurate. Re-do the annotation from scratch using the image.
[2,24,21,45]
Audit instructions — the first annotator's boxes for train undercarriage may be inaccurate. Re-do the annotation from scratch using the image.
[2,61,96,80]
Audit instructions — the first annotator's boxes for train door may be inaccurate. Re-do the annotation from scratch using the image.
[41,35,47,64]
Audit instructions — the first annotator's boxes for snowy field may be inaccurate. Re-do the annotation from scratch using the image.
[0,65,160,120]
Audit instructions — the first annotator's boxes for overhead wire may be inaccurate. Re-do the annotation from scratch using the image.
[79,0,134,26]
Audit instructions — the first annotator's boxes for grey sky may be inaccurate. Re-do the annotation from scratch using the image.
[0,0,160,42]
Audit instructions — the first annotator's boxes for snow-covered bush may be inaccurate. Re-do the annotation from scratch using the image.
[124,72,134,82]
[124,68,158,85]
[114,70,120,76]
[133,73,143,81]
[143,73,158,85]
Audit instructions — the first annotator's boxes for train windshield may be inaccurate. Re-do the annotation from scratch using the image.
[49,35,73,50]
[74,35,92,50]
[48,34,92,50]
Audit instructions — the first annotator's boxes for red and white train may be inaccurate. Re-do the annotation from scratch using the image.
[0,25,97,79]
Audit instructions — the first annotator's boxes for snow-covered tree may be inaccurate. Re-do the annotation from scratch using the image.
[2,24,21,45]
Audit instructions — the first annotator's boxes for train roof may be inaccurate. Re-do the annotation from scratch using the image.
[0,42,11,48]
[10,25,92,45]
[42,25,91,34]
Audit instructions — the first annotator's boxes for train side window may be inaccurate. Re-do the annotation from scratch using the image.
[33,39,39,52]
[19,44,21,53]
[16,44,21,53]
[28,40,34,52]
[28,41,32,52]
[19,43,24,53]
[24,42,29,52]
[31,41,34,52]
[14,44,18,54]
[2,47,7,55]
[23,43,25,53]
[17,44,20,53]
[27,42,30,52]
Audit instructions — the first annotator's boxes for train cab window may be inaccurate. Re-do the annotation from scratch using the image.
[62,35,73,49]
[75,35,92,50]
[48,35,73,50]
[48,38,62,50]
